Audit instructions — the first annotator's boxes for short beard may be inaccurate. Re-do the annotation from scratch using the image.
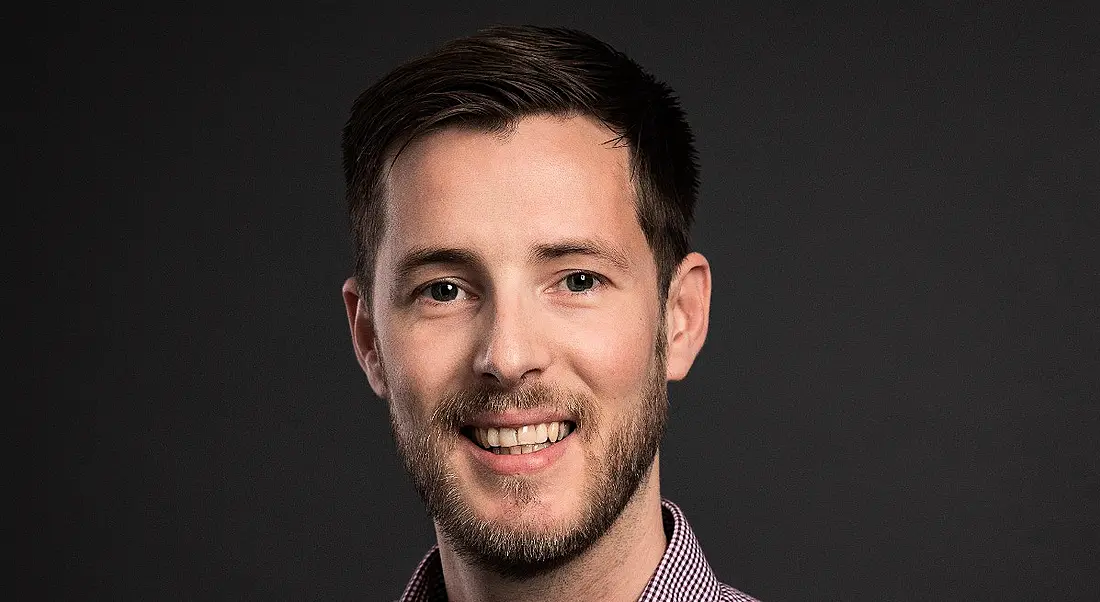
[386,336,669,578]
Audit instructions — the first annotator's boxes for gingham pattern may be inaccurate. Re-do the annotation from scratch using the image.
[397,499,759,601]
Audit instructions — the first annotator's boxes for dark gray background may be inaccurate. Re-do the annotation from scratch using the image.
[17,2,1098,600]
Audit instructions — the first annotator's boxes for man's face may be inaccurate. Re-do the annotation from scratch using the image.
[366,115,668,573]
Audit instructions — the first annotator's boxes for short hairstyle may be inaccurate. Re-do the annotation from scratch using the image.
[342,25,699,304]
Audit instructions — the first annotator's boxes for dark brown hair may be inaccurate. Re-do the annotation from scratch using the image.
[343,25,698,303]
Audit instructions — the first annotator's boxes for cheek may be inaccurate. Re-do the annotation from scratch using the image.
[566,307,659,397]
[378,319,474,414]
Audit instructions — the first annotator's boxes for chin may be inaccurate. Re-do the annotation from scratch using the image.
[453,462,575,523]
[481,485,580,529]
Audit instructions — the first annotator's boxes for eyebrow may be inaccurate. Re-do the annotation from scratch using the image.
[530,238,632,272]
[393,247,485,292]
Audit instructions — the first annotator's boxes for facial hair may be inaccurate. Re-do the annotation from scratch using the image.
[385,335,669,578]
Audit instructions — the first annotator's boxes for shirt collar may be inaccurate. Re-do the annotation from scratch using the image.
[637,499,724,601]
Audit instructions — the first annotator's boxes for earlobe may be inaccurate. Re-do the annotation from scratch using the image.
[664,253,712,381]
[342,277,389,399]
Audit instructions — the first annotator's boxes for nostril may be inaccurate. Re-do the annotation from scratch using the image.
[477,368,541,389]
[473,321,551,386]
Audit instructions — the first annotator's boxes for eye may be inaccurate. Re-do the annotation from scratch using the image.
[421,280,465,302]
[564,272,598,292]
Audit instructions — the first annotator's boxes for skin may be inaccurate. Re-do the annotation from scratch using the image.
[343,114,712,602]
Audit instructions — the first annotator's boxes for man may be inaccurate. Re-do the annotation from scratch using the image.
[340,25,758,602]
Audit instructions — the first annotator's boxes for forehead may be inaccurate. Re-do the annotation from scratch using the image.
[377,114,651,270]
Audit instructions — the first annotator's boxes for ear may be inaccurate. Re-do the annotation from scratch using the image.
[342,277,389,399]
[664,252,712,381]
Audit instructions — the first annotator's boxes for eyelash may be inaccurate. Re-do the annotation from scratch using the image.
[414,271,605,303]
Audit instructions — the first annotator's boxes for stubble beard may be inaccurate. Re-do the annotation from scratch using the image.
[385,335,669,578]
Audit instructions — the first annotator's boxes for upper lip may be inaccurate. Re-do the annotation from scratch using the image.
[464,409,574,429]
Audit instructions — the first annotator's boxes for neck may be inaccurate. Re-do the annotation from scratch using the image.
[436,460,667,602]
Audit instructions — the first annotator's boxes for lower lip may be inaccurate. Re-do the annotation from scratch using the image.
[463,432,572,474]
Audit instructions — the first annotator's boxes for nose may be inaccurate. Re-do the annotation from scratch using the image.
[473,293,550,388]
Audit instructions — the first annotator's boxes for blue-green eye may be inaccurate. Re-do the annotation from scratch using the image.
[427,281,460,301]
[565,272,596,292]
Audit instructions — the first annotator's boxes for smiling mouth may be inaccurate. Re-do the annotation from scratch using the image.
[462,421,576,455]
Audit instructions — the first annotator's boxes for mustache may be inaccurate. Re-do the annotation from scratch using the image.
[431,382,595,431]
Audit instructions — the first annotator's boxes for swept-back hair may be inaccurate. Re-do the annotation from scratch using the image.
[343,25,698,303]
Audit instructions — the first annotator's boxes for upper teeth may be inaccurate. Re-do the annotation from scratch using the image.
[473,421,572,449]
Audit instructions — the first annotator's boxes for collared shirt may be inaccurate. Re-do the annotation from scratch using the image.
[397,499,759,602]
